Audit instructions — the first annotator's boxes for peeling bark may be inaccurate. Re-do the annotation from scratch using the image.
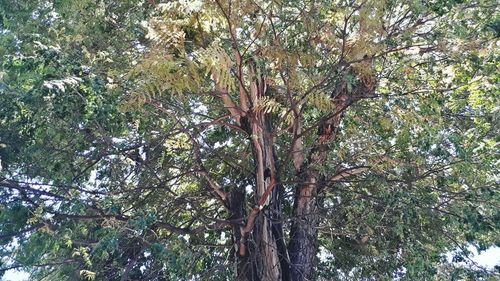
[225,58,374,280]
[232,77,290,280]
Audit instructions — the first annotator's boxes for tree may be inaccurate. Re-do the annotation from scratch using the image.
[0,0,498,280]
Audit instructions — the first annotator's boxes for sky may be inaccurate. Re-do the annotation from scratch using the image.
[2,247,499,280]
[469,246,500,269]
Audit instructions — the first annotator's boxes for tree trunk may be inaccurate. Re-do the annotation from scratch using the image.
[232,115,290,281]
[232,92,349,280]
[288,172,320,281]
[225,61,372,280]
[288,87,350,280]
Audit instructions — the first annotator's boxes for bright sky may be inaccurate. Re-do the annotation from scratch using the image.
[2,270,29,281]
[470,246,500,269]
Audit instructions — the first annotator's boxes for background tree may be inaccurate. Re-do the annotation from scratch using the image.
[0,0,498,280]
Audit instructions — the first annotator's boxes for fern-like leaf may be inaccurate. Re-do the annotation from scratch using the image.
[197,44,235,92]
[307,92,334,112]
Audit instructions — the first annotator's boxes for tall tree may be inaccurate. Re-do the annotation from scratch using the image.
[1,0,498,280]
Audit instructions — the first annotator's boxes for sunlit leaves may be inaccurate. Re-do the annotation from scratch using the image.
[127,53,202,105]
[80,270,96,281]
[197,44,235,92]
[1,0,499,280]
[306,92,335,112]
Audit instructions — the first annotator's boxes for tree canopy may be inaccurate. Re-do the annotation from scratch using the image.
[0,0,498,280]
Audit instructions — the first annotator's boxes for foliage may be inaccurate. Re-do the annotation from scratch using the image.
[0,0,498,280]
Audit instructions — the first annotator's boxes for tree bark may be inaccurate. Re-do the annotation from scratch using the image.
[288,172,320,281]
[228,68,375,280]
[232,108,290,280]
[288,84,351,280]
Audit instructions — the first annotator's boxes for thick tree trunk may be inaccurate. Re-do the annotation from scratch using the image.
[287,87,350,280]
[229,187,252,280]
[230,80,367,280]
[270,166,290,281]
[231,189,285,281]
[288,172,320,281]
[232,115,290,281]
